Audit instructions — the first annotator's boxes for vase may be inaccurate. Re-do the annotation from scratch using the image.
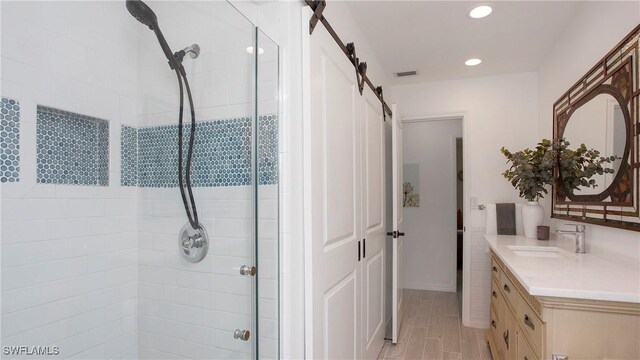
[522,201,544,239]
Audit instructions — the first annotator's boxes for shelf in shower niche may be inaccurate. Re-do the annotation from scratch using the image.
[36,106,109,186]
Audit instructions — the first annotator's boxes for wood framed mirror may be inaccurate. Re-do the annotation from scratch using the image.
[552,25,640,231]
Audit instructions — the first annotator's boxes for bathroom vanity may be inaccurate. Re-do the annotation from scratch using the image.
[485,235,640,360]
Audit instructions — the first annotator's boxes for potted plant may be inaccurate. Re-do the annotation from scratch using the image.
[500,140,555,238]
[500,139,615,239]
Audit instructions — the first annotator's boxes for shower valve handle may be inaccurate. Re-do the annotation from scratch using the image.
[180,234,205,250]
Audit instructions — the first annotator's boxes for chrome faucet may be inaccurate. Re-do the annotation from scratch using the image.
[557,224,586,253]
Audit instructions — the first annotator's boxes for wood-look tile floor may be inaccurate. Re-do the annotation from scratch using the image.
[378,290,493,360]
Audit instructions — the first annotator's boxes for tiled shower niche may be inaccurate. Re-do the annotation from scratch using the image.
[0,97,20,183]
[36,106,109,186]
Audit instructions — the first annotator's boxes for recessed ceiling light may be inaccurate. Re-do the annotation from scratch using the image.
[465,58,482,66]
[469,5,492,19]
[246,46,264,55]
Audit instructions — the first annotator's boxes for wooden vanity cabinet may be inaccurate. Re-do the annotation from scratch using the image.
[486,251,640,360]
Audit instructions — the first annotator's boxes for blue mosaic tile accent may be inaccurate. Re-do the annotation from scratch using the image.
[258,114,278,186]
[36,106,109,186]
[138,118,252,187]
[0,97,20,183]
[120,115,278,188]
[121,125,138,186]
[96,121,109,186]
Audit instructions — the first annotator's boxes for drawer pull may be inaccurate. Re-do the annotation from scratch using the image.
[503,284,511,293]
[524,314,535,330]
[491,320,496,329]
[492,266,498,273]
[503,330,509,349]
[492,290,497,298]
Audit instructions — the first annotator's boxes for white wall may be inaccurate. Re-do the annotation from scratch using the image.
[392,72,539,327]
[402,119,461,292]
[538,1,640,262]
[1,2,139,358]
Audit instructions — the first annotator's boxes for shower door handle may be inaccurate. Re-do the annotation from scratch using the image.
[234,329,251,341]
[239,265,257,276]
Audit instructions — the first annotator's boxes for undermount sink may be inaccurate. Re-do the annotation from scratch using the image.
[507,245,574,258]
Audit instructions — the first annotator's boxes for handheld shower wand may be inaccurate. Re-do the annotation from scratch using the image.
[126,0,200,231]
[125,0,180,70]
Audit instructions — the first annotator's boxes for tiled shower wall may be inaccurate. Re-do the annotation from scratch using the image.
[1,2,279,359]
[1,1,139,359]
[133,2,279,359]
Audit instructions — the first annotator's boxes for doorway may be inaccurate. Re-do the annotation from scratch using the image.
[401,117,462,294]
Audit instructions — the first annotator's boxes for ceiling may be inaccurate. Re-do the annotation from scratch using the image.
[344,1,582,85]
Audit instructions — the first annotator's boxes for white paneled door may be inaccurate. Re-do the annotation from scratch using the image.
[304,12,386,359]
[306,17,362,360]
[391,104,405,344]
[361,91,386,359]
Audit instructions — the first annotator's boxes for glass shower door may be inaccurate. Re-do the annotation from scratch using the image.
[256,29,280,360]
[135,2,260,359]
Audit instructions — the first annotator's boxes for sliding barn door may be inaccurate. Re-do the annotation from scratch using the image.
[306,17,363,360]
[391,104,405,343]
[361,91,386,359]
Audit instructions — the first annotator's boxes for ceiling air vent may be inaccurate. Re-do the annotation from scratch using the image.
[395,70,418,77]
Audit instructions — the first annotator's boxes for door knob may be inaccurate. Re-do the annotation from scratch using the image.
[386,231,406,238]
[234,329,251,341]
[239,265,256,276]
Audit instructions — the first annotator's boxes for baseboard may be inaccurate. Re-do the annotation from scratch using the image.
[465,319,489,328]
[404,282,456,292]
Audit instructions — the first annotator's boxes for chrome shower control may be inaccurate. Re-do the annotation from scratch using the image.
[239,265,257,276]
[182,44,200,59]
[178,222,209,263]
[234,329,250,341]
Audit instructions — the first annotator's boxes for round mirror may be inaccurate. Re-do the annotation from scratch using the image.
[563,92,625,196]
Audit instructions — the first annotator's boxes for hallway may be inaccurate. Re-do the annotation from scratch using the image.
[379,290,492,360]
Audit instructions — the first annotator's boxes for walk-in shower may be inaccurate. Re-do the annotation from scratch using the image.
[0,1,279,359]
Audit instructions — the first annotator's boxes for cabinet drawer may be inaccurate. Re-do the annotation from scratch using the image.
[517,296,543,357]
[491,278,501,305]
[491,255,501,282]
[517,331,540,360]
[500,271,518,312]
[490,301,499,337]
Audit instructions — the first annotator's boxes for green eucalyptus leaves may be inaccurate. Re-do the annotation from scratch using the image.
[501,139,616,201]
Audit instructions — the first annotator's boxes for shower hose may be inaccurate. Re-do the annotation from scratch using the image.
[175,67,199,230]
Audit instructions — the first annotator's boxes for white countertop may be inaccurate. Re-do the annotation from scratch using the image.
[485,234,640,303]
